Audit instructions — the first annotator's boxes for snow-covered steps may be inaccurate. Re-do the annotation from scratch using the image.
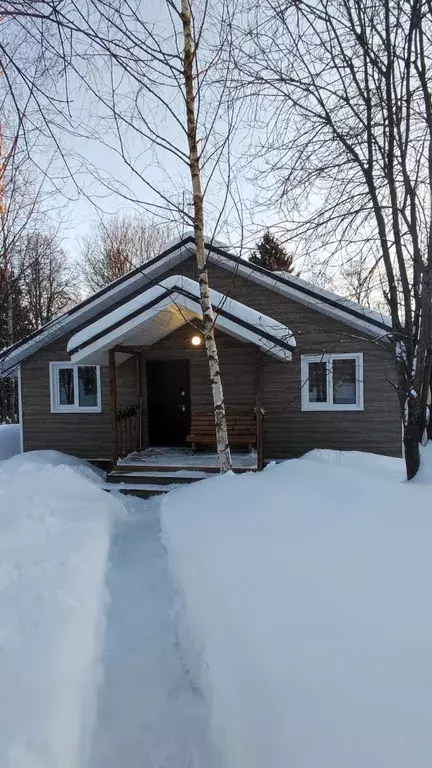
[103,482,175,497]
[109,469,213,483]
[105,469,214,498]
[106,459,257,498]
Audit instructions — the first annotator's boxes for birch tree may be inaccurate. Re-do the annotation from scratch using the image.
[236,0,432,479]
[180,0,231,471]
[90,0,236,470]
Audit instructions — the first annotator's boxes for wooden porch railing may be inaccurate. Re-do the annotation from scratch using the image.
[116,403,141,458]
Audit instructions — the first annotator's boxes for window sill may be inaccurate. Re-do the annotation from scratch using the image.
[50,406,102,414]
[301,403,364,412]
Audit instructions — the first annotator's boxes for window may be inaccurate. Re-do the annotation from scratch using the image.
[50,363,101,413]
[301,353,364,411]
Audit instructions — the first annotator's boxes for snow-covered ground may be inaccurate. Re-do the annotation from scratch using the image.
[0,451,218,768]
[162,447,432,768]
[0,451,120,768]
[0,423,20,460]
[1,444,432,768]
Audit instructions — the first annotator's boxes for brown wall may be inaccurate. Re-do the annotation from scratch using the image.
[20,254,402,460]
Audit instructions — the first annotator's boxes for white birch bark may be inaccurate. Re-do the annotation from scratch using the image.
[180,0,232,472]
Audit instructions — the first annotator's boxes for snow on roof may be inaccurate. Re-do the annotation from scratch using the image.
[67,275,296,365]
[0,237,194,376]
[0,233,391,376]
[205,247,391,334]
[256,269,391,330]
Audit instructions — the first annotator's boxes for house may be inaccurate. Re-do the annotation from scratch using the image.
[0,234,401,475]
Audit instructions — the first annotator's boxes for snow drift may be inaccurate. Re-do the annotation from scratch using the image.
[0,451,123,768]
[0,423,21,461]
[161,450,432,768]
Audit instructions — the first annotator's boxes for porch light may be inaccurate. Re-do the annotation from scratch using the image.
[191,335,202,347]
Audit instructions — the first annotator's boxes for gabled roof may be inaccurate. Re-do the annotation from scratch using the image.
[0,232,391,376]
[67,275,295,365]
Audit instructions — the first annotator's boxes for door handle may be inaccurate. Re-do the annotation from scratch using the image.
[179,405,186,412]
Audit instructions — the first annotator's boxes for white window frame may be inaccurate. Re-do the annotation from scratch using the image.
[301,353,364,412]
[49,362,102,414]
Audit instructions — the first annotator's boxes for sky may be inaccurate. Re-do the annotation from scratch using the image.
[53,89,277,263]
[3,0,286,265]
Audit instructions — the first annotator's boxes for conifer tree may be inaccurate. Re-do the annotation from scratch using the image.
[250,231,294,272]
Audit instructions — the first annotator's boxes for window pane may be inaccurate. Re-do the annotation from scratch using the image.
[78,366,98,407]
[308,361,327,402]
[333,359,356,404]
[58,368,74,405]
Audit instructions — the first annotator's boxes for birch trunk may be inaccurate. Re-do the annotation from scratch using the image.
[180,0,232,472]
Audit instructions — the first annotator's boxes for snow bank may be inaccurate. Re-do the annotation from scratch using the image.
[0,423,21,461]
[161,451,432,768]
[4,449,105,481]
[301,447,405,481]
[0,452,123,768]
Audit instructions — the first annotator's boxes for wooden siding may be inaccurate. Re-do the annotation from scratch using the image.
[20,253,402,460]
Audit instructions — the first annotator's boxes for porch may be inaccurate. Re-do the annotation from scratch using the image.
[106,347,264,490]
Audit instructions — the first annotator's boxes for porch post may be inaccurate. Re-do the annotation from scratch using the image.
[109,349,118,466]
[135,351,142,450]
[255,350,264,471]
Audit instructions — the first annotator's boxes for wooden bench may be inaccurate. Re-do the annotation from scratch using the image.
[187,412,256,452]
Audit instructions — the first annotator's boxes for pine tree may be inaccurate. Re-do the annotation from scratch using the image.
[250,230,294,273]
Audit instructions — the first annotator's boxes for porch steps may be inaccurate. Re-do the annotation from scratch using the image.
[105,468,214,498]
[110,469,213,483]
[106,455,257,498]
[104,481,176,497]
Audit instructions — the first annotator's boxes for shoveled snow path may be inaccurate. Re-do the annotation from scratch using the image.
[88,495,219,768]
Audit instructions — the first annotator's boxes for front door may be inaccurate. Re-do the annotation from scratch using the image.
[146,360,191,446]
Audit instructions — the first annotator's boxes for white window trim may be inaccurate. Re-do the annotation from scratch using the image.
[49,362,102,414]
[301,353,364,412]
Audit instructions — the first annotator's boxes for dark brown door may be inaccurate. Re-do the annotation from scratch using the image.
[146,360,190,446]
